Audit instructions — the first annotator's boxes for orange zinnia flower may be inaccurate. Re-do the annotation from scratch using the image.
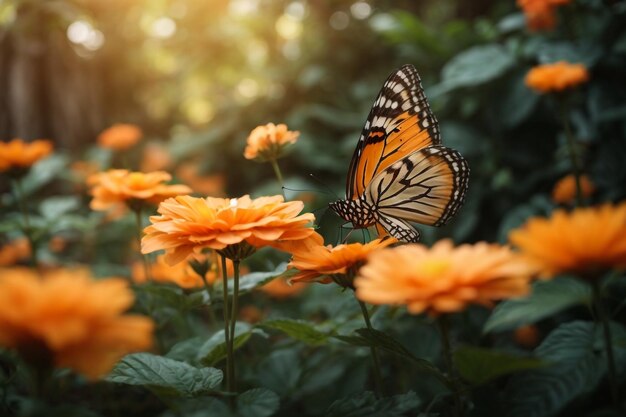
[517,0,570,31]
[176,164,226,196]
[244,123,299,162]
[525,61,589,93]
[0,139,53,174]
[0,238,31,266]
[509,203,626,278]
[355,240,536,315]
[97,124,143,151]
[552,174,595,204]
[280,232,397,288]
[132,253,235,288]
[88,170,192,212]
[0,267,154,380]
[260,277,307,298]
[142,194,316,264]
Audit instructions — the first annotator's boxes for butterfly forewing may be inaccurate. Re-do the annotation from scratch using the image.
[366,146,470,229]
[347,64,441,200]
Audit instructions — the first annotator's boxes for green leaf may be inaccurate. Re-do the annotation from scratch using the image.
[214,264,289,298]
[197,322,267,366]
[39,196,81,220]
[438,44,514,92]
[505,321,605,417]
[236,388,280,417]
[259,319,330,346]
[496,70,540,128]
[107,353,223,398]
[484,277,591,333]
[21,154,69,195]
[166,336,206,363]
[336,328,448,387]
[326,391,421,417]
[453,346,546,385]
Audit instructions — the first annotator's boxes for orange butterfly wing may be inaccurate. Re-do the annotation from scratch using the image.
[346,65,441,200]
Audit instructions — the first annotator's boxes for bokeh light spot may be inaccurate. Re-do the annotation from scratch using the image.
[329,11,350,30]
[350,2,372,20]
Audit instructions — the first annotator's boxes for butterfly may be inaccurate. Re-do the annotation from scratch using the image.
[329,64,470,242]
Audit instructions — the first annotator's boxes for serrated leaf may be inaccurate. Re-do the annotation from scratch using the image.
[107,353,223,398]
[453,346,546,385]
[484,277,591,333]
[260,319,330,345]
[198,322,266,366]
[326,391,421,417]
[166,336,206,363]
[236,388,280,417]
[336,328,449,387]
[505,321,605,417]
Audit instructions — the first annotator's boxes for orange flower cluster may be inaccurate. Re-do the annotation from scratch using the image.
[525,61,589,93]
[509,203,626,278]
[552,174,595,204]
[517,0,570,31]
[355,240,536,315]
[132,254,235,288]
[97,124,143,151]
[0,238,31,266]
[0,139,53,174]
[282,232,396,287]
[142,195,315,264]
[244,123,299,162]
[88,170,192,212]
[260,277,307,298]
[0,268,154,380]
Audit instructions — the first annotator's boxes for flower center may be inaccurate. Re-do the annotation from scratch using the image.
[417,258,451,277]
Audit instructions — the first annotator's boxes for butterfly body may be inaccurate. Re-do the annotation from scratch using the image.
[330,65,470,242]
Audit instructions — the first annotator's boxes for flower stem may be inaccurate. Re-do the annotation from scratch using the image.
[11,179,38,267]
[438,315,463,417]
[269,158,285,195]
[357,299,384,398]
[134,207,151,282]
[200,275,217,325]
[220,255,233,407]
[592,280,619,408]
[228,260,241,398]
[560,100,583,207]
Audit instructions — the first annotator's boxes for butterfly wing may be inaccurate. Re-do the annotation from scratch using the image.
[365,145,470,241]
[346,64,441,200]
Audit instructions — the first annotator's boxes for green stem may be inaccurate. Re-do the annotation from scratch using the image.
[438,316,462,417]
[201,276,217,325]
[592,280,619,408]
[220,256,233,407]
[134,207,151,282]
[560,100,583,207]
[357,300,384,398]
[269,159,285,195]
[11,179,38,267]
[228,260,240,401]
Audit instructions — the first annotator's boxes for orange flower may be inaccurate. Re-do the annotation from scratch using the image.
[142,195,316,264]
[281,232,397,287]
[244,123,299,162]
[97,124,143,151]
[260,277,307,298]
[0,139,53,174]
[141,143,173,172]
[0,267,154,380]
[239,305,264,323]
[514,324,541,348]
[88,170,192,212]
[517,0,570,31]
[355,240,536,315]
[509,203,626,278]
[132,253,235,288]
[525,61,589,93]
[0,238,31,266]
[552,174,595,204]
[176,164,226,196]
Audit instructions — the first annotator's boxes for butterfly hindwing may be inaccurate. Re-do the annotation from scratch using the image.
[347,65,441,200]
[366,145,470,231]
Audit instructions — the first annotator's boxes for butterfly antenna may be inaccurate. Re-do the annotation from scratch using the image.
[308,174,340,200]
